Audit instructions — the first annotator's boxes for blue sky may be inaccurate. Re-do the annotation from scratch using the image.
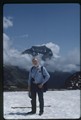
[3,3,80,56]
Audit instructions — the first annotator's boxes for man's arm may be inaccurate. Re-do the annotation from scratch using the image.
[38,67,50,88]
[42,66,50,85]
[28,70,32,91]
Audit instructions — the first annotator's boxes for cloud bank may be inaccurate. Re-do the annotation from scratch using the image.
[3,33,33,70]
[3,33,80,72]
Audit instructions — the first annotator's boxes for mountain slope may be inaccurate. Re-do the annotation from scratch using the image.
[3,65,73,91]
[22,45,53,60]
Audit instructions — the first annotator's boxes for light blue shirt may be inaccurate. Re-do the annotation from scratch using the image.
[28,65,50,86]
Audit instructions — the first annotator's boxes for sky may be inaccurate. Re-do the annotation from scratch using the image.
[3,3,80,72]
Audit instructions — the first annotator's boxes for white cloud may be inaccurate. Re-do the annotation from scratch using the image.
[41,42,80,72]
[20,34,28,38]
[62,64,79,72]
[58,48,80,72]
[3,33,33,70]
[46,42,60,54]
[43,42,60,58]
[13,34,28,39]
[3,33,10,50]
[3,16,13,29]
[66,48,80,65]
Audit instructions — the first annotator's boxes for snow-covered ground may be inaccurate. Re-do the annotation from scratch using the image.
[3,90,80,119]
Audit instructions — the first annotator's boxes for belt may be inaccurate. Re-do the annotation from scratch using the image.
[33,81,41,85]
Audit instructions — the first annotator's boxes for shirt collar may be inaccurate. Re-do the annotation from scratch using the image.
[35,65,41,69]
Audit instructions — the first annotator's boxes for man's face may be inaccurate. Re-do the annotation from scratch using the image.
[32,59,38,66]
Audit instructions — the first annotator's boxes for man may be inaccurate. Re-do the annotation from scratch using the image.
[27,57,50,115]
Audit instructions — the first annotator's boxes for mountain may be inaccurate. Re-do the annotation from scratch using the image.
[3,65,74,91]
[4,65,29,90]
[65,71,81,89]
[22,45,53,60]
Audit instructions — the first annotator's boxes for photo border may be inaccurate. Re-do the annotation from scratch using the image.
[0,0,81,120]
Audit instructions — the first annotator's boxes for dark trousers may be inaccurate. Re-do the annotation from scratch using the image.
[31,82,44,113]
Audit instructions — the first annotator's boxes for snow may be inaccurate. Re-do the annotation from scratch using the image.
[3,90,80,119]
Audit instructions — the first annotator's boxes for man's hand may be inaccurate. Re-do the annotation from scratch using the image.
[38,83,43,88]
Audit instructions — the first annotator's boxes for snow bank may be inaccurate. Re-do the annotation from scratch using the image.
[3,90,80,119]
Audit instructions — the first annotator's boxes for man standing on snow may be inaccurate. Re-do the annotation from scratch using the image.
[27,57,50,115]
